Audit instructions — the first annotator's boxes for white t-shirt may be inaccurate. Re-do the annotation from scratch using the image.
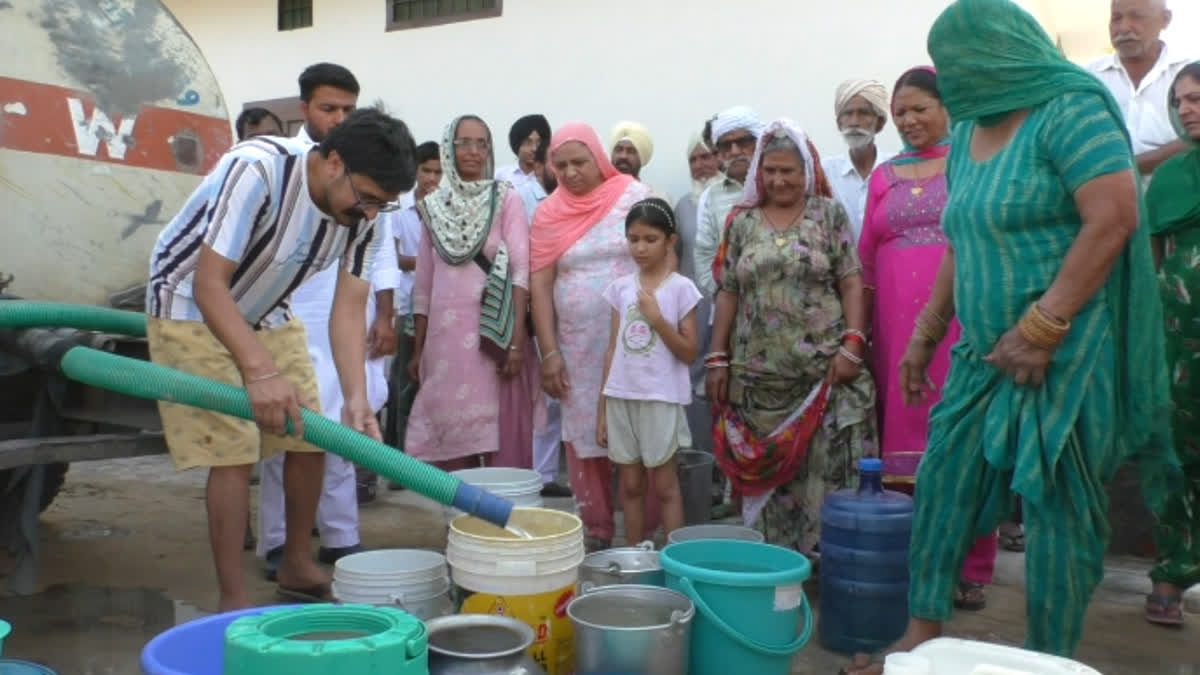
[601,272,702,406]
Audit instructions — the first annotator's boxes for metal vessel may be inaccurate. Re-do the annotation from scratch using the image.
[578,540,664,589]
[425,614,546,675]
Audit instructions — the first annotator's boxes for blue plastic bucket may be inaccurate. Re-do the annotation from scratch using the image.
[660,539,812,675]
[141,606,299,675]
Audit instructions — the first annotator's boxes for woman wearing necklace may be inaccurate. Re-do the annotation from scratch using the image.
[858,67,999,611]
[406,115,540,471]
[706,119,877,554]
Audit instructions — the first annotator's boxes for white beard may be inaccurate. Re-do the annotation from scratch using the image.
[842,128,876,151]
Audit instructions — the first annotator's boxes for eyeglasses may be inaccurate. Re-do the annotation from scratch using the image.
[345,170,401,213]
[453,139,491,152]
[716,135,757,154]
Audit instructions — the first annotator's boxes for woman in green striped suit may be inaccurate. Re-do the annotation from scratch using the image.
[844,0,1180,671]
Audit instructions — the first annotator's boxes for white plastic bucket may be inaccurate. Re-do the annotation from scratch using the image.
[447,507,584,595]
[905,638,1102,674]
[331,549,454,620]
[444,468,544,520]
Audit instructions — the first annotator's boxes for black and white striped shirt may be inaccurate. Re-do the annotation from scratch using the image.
[146,136,378,329]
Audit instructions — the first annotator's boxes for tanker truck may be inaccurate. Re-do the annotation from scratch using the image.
[0,0,234,593]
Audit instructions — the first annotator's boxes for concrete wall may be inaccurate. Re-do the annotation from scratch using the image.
[161,0,1197,200]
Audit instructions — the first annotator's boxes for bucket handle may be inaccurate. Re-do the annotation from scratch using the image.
[678,577,813,657]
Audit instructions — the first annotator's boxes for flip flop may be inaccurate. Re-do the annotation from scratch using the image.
[1145,592,1184,627]
[276,583,334,604]
[954,581,987,611]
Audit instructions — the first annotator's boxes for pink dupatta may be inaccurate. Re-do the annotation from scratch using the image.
[530,122,634,273]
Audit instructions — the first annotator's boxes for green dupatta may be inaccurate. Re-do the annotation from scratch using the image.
[1147,62,1200,237]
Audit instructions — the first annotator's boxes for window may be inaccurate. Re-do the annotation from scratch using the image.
[278,0,312,31]
[387,0,502,31]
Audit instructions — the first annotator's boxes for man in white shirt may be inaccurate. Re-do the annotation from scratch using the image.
[694,106,765,300]
[259,63,404,581]
[384,141,440,489]
[821,79,896,241]
[496,114,550,188]
[1088,0,1191,176]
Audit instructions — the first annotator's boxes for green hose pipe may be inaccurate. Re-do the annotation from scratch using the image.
[57,346,513,526]
[0,300,148,337]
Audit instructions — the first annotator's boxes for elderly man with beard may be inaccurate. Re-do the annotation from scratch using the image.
[823,79,896,241]
[694,106,765,301]
[1088,0,1191,176]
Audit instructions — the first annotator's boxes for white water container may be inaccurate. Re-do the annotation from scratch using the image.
[331,549,453,620]
[883,653,933,675]
[447,507,585,595]
[444,468,545,521]
[904,638,1103,674]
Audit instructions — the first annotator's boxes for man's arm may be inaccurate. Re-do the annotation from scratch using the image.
[1136,139,1189,176]
[694,189,719,297]
[330,266,376,437]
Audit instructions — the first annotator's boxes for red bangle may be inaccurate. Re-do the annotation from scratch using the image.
[842,333,867,348]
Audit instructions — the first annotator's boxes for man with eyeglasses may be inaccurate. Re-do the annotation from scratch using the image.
[257,66,409,584]
[146,107,416,609]
[694,106,765,303]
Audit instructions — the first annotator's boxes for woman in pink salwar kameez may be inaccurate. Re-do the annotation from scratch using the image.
[530,122,659,550]
[407,116,540,471]
[859,67,998,610]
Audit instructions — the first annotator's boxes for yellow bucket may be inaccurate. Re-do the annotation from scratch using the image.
[448,508,585,675]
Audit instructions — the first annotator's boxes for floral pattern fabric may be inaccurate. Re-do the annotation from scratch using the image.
[717,197,878,552]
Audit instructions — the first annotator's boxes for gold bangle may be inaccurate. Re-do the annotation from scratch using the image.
[1018,305,1066,349]
[914,311,947,344]
[1031,302,1070,331]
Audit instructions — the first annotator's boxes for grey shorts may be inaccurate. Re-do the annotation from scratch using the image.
[605,397,692,468]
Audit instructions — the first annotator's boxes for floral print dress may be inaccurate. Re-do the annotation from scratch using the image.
[717,196,878,553]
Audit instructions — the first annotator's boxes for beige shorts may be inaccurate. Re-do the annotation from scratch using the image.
[605,397,692,468]
[147,317,322,470]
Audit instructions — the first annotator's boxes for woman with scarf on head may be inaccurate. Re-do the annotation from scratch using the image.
[842,1,1179,671]
[1144,61,1200,627]
[405,116,540,471]
[858,66,999,612]
[530,122,660,551]
[705,119,877,554]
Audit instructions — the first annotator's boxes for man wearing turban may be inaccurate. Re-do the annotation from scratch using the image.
[610,120,654,179]
[694,105,765,300]
[821,79,895,240]
[496,114,551,189]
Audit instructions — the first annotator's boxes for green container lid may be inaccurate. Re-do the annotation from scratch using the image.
[224,604,427,675]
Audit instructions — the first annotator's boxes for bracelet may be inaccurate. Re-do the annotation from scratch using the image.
[704,360,730,370]
[1018,303,1069,349]
[914,309,948,344]
[837,346,864,366]
[508,344,520,352]
[1033,302,1070,330]
[541,349,560,362]
[842,332,868,349]
[248,371,280,384]
[842,329,868,342]
[704,351,730,361]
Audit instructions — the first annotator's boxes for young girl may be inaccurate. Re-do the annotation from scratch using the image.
[598,198,702,543]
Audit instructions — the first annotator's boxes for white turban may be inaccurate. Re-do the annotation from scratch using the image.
[687,131,710,154]
[610,121,654,166]
[834,79,889,118]
[711,105,764,143]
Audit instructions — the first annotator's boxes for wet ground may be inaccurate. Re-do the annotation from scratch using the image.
[1,455,1198,674]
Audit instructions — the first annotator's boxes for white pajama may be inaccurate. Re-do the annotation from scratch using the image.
[533,396,562,484]
[256,214,402,556]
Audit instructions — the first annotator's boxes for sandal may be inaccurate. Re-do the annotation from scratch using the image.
[998,525,1025,552]
[1145,592,1185,627]
[954,581,987,611]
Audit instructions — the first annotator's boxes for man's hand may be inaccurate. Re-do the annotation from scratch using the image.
[368,312,398,358]
[342,397,382,441]
[246,371,307,438]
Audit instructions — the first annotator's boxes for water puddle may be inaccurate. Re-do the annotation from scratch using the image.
[0,584,206,674]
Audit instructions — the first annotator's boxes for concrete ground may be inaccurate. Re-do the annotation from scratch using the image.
[1,455,1198,674]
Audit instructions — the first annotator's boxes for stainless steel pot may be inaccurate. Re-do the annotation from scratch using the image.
[425,614,546,675]
[578,541,664,589]
[568,584,694,675]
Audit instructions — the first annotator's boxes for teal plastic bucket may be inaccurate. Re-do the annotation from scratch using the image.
[660,539,813,675]
[0,620,9,655]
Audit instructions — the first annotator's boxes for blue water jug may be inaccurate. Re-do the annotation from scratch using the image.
[817,457,913,654]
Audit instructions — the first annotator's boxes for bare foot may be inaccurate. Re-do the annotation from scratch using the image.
[277,558,332,592]
[218,595,254,613]
[840,618,943,674]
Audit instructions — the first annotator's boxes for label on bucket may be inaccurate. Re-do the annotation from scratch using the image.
[773,584,804,611]
[460,585,575,675]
